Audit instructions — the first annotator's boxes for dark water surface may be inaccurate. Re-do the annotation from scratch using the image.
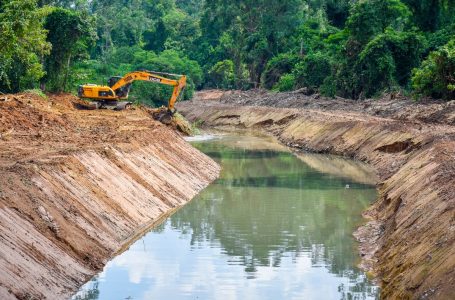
[74,134,379,300]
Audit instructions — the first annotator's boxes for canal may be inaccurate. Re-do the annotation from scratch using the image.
[74,133,379,300]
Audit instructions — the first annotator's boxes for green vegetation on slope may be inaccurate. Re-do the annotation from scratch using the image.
[0,0,454,104]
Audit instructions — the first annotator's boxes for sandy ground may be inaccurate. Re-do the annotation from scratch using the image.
[178,90,455,300]
[0,93,220,299]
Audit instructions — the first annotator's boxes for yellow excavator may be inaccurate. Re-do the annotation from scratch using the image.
[78,70,186,122]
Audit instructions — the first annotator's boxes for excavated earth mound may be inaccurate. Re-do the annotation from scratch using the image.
[0,93,220,299]
[178,90,455,300]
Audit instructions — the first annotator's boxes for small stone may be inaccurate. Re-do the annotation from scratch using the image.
[37,206,46,216]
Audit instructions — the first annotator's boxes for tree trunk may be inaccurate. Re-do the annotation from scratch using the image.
[62,55,71,92]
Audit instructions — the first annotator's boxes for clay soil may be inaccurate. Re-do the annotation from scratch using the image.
[178,89,455,300]
[0,93,220,299]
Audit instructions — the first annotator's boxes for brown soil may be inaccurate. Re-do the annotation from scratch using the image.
[0,93,220,299]
[178,90,455,300]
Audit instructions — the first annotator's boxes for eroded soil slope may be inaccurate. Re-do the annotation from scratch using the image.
[0,93,220,299]
[178,90,455,300]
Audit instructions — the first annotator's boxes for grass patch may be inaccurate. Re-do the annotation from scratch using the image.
[24,89,47,99]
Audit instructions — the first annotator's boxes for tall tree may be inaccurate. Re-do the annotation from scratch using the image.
[0,0,50,92]
[43,7,96,91]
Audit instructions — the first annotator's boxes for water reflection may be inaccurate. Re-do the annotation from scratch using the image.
[74,136,379,300]
[296,153,379,186]
[73,278,99,300]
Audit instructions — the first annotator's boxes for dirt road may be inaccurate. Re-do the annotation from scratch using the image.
[178,90,455,300]
[0,93,220,299]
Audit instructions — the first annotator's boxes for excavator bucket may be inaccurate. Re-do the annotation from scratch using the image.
[152,107,174,125]
[150,107,192,135]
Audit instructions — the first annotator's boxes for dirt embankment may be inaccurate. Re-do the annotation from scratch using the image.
[0,93,220,299]
[178,90,455,300]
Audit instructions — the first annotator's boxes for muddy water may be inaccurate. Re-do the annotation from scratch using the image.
[73,134,379,300]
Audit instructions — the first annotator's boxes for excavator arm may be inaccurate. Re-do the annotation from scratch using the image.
[110,71,186,111]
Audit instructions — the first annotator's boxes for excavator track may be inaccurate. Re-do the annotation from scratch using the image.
[114,101,132,110]
[94,100,132,110]
[75,100,132,111]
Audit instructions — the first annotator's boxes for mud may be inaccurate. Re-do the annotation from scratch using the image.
[178,90,455,300]
[0,93,220,299]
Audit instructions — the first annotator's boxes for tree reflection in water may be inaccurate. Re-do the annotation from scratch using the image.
[167,142,378,297]
[73,277,100,300]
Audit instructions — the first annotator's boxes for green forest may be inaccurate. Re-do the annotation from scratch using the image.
[0,0,454,106]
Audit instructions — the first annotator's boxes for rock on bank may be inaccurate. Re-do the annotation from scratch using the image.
[0,93,220,299]
[178,90,455,300]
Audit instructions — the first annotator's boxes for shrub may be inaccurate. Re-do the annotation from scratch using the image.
[261,53,300,89]
[207,60,235,89]
[426,24,455,52]
[292,52,332,90]
[357,35,398,97]
[273,73,296,92]
[339,29,425,98]
[412,39,455,100]
[320,76,337,97]
[24,88,47,98]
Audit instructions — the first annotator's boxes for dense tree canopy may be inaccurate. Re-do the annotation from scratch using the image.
[0,0,454,103]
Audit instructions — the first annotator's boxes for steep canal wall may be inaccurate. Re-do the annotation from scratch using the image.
[0,93,220,299]
[178,93,455,300]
